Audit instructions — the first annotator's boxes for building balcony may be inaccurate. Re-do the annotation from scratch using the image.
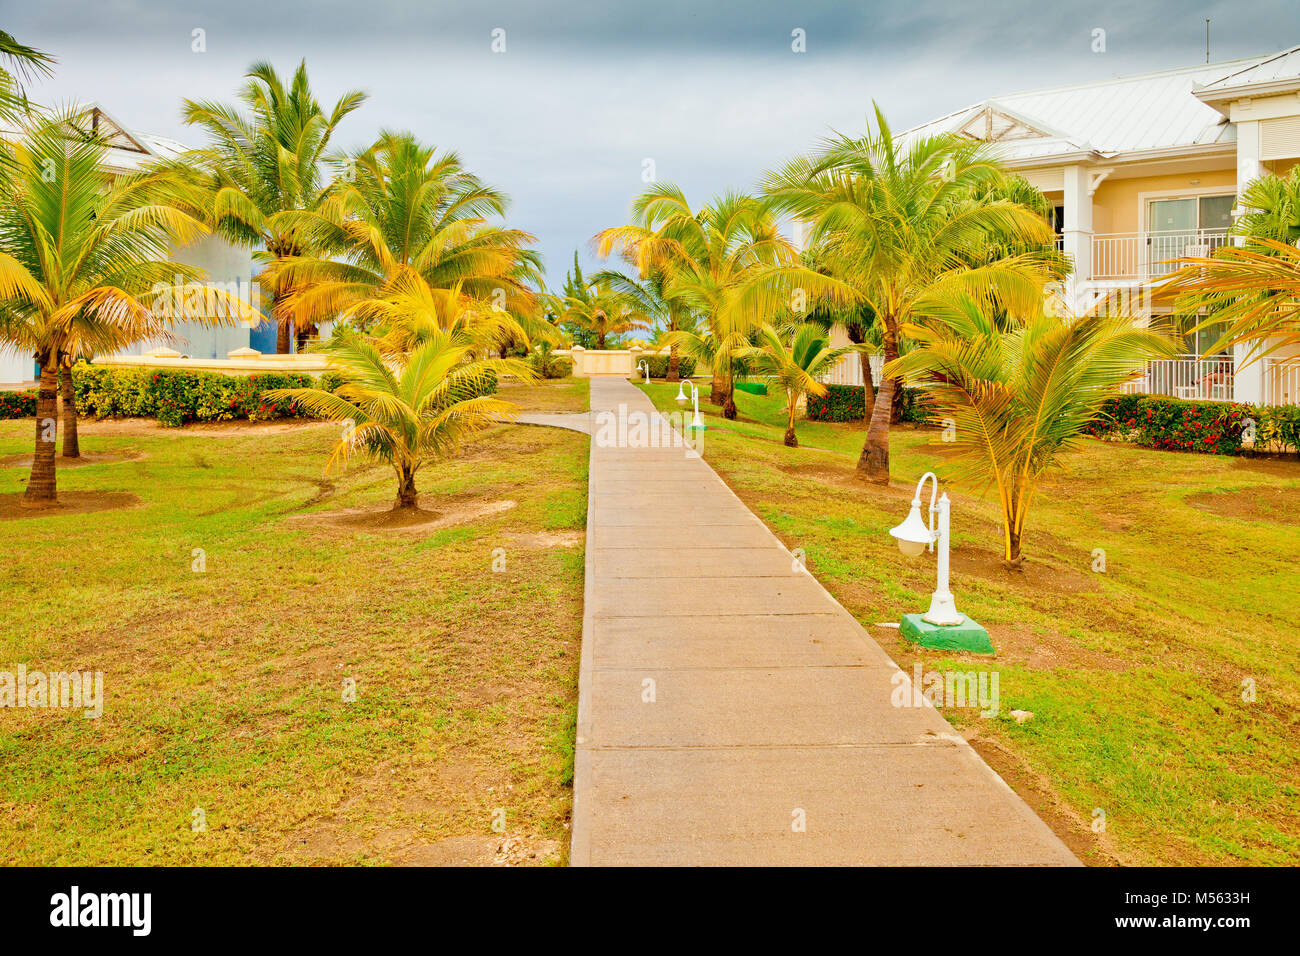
[1090,230,1231,282]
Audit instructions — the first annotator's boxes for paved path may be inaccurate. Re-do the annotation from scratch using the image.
[526,377,1078,866]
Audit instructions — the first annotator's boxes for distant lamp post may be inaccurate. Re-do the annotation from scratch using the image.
[637,360,650,384]
[889,472,993,653]
[676,380,705,430]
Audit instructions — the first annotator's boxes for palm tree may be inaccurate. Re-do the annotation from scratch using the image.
[1159,168,1300,361]
[264,331,531,510]
[0,110,245,506]
[0,31,53,123]
[553,260,652,350]
[761,105,1056,482]
[596,185,845,419]
[736,323,861,447]
[888,293,1177,567]
[179,60,366,352]
[595,266,697,380]
[270,130,543,353]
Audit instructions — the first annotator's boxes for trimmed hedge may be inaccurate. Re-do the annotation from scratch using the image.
[1084,394,1299,455]
[806,383,932,424]
[640,354,697,379]
[0,390,38,419]
[734,381,768,396]
[71,362,318,428]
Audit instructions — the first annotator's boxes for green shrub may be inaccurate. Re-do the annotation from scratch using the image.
[0,390,37,418]
[806,383,931,423]
[70,362,316,427]
[639,354,697,379]
[734,381,768,396]
[1085,395,1254,455]
[528,346,573,379]
[807,384,865,421]
[1255,403,1300,454]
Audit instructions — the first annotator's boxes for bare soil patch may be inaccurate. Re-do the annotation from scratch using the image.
[0,449,144,469]
[288,499,517,533]
[1186,486,1300,525]
[74,418,334,438]
[507,530,583,549]
[0,490,141,520]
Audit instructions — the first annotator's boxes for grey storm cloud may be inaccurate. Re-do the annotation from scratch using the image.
[5,0,1297,285]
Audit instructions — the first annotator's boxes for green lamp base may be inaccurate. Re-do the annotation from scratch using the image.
[900,613,994,654]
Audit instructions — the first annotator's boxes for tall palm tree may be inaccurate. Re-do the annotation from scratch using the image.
[270,130,543,352]
[736,322,862,447]
[0,110,245,506]
[596,185,845,419]
[179,60,366,352]
[761,105,1056,482]
[0,31,53,124]
[265,331,531,510]
[889,293,1176,567]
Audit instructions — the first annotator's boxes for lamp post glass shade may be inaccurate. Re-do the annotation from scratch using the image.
[675,380,689,402]
[890,502,934,557]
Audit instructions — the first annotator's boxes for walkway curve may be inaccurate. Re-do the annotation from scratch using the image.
[565,377,1078,866]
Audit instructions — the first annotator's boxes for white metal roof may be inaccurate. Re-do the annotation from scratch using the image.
[1198,44,1300,91]
[0,103,190,172]
[902,48,1300,165]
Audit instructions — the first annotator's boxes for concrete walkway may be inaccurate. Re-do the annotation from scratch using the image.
[528,377,1078,866]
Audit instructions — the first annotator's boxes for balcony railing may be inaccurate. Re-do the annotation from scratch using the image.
[821,353,885,388]
[1124,354,1236,401]
[1091,230,1231,281]
[1263,358,1300,407]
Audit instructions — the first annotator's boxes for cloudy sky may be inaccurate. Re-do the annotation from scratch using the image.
[6,0,1298,286]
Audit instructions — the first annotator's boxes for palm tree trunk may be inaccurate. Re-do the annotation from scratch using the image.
[667,346,680,382]
[59,362,80,459]
[847,325,876,422]
[859,351,877,422]
[395,466,419,510]
[857,320,897,483]
[709,371,726,405]
[784,392,798,447]
[23,359,59,507]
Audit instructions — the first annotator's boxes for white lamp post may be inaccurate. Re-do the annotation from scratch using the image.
[675,379,689,403]
[889,472,963,627]
[638,360,650,384]
[675,380,704,430]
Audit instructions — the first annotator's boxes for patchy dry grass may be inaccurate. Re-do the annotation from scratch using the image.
[639,382,1300,867]
[0,406,587,865]
[498,376,590,413]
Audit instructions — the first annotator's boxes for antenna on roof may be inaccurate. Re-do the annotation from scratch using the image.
[1205,18,1211,63]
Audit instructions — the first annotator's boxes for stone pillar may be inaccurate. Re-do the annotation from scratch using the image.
[569,345,586,378]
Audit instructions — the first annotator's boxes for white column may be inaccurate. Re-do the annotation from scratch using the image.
[1232,120,1265,404]
[1062,165,1094,314]
[1235,119,1263,208]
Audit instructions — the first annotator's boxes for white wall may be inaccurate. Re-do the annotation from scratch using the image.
[119,235,256,360]
[0,343,34,386]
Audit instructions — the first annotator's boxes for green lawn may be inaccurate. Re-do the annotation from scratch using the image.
[639,380,1300,866]
[0,408,587,865]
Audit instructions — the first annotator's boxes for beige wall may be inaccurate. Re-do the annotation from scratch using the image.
[1091,168,1238,235]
